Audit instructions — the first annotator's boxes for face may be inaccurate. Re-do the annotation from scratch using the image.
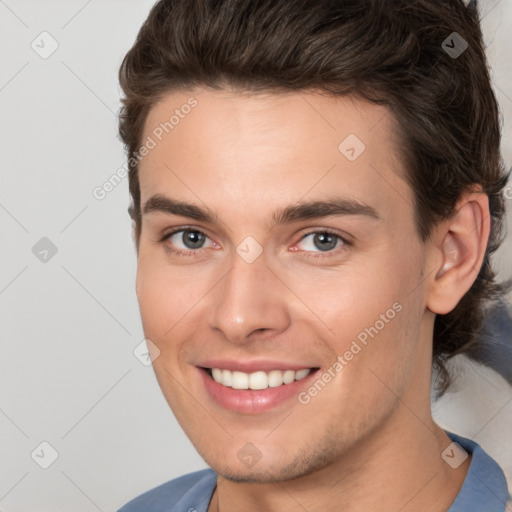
[136,88,433,482]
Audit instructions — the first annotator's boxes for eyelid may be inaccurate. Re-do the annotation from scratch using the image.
[159,225,211,243]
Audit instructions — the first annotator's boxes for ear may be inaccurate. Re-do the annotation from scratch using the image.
[131,221,140,255]
[426,191,490,315]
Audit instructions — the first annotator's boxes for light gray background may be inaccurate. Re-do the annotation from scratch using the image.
[0,1,511,511]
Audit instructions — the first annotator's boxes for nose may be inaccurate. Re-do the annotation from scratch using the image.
[207,250,291,344]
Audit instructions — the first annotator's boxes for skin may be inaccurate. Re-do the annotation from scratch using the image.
[135,87,490,512]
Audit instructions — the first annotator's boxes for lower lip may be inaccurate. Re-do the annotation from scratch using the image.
[198,368,319,414]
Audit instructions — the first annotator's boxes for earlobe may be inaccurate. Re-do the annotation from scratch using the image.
[426,192,490,315]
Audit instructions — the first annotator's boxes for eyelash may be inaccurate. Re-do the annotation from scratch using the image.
[296,228,351,259]
[159,227,351,258]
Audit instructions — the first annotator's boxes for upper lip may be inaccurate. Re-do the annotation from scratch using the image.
[197,359,319,373]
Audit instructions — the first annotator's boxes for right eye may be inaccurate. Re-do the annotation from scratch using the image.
[161,228,218,256]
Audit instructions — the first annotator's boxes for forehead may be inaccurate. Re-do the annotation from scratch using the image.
[142,87,397,157]
[138,87,413,226]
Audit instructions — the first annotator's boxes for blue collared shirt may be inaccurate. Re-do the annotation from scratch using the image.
[118,432,511,511]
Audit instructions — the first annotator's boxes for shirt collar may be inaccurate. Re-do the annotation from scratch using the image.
[446,431,509,512]
[171,469,216,512]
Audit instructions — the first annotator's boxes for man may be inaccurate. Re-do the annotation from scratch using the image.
[117,0,511,510]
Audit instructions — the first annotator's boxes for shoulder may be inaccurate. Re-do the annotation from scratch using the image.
[446,432,511,512]
[118,468,217,512]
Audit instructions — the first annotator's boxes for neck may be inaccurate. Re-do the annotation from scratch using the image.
[208,409,470,512]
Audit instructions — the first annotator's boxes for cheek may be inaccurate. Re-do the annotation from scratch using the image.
[136,259,166,335]
[294,248,422,378]
[290,260,407,339]
[135,250,217,372]
[339,266,423,398]
[135,258,195,400]
[136,249,196,331]
[135,252,187,344]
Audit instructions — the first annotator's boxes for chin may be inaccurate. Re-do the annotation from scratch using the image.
[203,444,336,484]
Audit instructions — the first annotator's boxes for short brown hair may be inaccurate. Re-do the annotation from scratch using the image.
[118,0,510,395]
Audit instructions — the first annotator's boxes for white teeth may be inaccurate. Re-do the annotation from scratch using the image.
[268,370,284,388]
[209,367,312,390]
[248,371,268,390]
[221,369,232,387]
[295,368,311,380]
[232,371,249,390]
[283,370,296,384]
[212,368,222,382]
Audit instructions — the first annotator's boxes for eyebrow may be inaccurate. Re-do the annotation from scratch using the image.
[143,194,219,223]
[272,197,380,225]
[142,194,380,227]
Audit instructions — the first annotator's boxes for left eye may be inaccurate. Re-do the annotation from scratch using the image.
[296,231,345,252]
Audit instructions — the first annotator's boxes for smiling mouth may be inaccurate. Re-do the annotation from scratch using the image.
[201,367,319,390]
